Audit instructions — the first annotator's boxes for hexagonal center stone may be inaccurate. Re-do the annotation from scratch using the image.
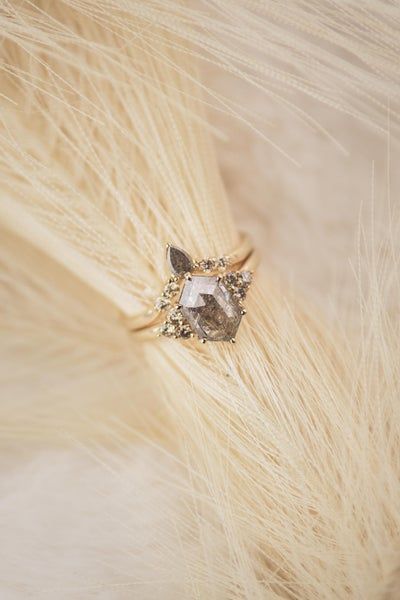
[179,275,242,341]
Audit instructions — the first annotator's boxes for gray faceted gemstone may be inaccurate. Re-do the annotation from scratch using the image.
[166,244,193,276]
[179,275,242,341]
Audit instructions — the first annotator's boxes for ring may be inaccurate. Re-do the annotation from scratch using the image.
[128,232,258,343]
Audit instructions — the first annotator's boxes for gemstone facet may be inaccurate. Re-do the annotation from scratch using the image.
[179,275,242,341]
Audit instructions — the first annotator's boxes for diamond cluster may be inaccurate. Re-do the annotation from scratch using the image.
[222,270,252,299]
[154,245,253,343]
[157,307,192,339]
[154,276,180,311]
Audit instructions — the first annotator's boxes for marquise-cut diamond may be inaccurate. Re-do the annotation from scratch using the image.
[179,275,242,341]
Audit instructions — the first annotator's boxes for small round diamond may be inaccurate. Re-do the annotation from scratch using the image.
[224,272,238,285]
[217,256,229,269]
[164,281,180,296]
[199,258,216,272]
[158,322,174,336]
[180,326,193,339]
[234,288,246,299]
[169,308,183,323]
[241,271,252,285]
[155,297,170,311]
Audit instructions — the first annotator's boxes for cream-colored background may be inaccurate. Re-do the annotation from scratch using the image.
[1,2,399,598]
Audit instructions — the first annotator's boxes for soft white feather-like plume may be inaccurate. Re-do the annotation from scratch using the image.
[0,1,399,598]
